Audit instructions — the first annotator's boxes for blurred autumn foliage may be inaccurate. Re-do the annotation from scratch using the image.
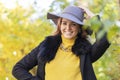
[0,2,54,80]
[0,0,120,80]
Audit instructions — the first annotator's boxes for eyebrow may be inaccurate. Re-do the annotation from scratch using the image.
[61,20,67,22]
[61,21,66,22]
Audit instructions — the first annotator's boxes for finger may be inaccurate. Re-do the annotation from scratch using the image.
[78,6,95,18]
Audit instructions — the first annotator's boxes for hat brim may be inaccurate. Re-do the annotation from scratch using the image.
[47,13,59,25]
[47,12,84,25]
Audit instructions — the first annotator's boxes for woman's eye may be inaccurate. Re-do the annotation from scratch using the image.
[62,22,67,25]
[72,23,77,26]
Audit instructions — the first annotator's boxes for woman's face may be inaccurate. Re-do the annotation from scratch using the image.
[60,18,80,39]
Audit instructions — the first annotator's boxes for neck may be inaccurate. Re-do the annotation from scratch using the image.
[61,35,76,48]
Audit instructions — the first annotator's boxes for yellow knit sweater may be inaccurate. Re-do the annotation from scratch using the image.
[45,35,82,80]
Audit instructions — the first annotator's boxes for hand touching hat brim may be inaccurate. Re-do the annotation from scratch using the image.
[79,6,95,19]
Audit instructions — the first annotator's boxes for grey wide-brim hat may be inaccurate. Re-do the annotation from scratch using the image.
[47,5,93,35]
[47,6,85,25]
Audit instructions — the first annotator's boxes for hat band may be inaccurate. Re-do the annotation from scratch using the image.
[62,12,83,22]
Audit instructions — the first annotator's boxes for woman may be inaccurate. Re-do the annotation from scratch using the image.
[12,5,110,80]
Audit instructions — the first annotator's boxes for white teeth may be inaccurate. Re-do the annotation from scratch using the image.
[65,31,72,33]
[64,32,73,36]
[66,32,71,33]
[65,32,72,34]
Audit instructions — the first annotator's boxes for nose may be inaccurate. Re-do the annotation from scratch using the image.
[66,24,71,30]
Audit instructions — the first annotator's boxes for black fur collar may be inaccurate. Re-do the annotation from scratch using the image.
[38,35,91,62]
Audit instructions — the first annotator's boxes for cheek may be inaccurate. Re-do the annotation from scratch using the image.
[74,27,80,33]
[60,26,64,32]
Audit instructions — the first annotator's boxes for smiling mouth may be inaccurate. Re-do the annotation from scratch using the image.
[64,31,73,34]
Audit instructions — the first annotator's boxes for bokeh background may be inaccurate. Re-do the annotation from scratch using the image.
[0,0,120,80]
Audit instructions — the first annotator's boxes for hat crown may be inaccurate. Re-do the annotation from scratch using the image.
[62,6,84,22]
[47,5,85,25]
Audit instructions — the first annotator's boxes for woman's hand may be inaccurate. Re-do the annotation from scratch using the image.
[79,6,95,19]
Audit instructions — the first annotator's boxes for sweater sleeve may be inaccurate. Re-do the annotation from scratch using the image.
[90,15,110,62]
[12,41,44,80]
[90,33,110,62]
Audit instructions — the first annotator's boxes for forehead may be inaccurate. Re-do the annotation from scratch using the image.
[62,18,76,23]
